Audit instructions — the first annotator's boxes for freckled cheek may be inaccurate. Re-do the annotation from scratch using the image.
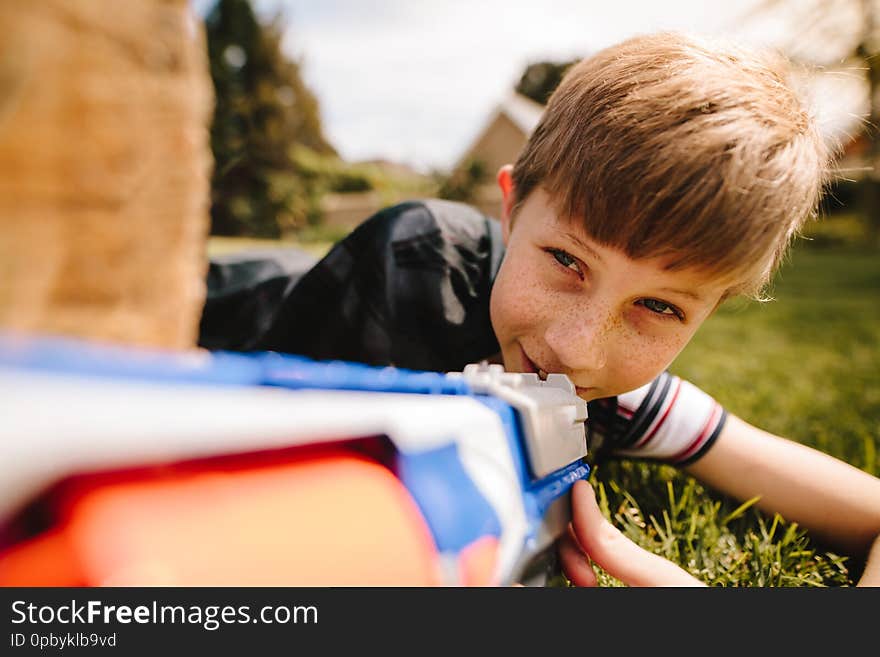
[605,341,658,388]
[490,258,554,338]
[605,319,692,392]
[623,308,664,334]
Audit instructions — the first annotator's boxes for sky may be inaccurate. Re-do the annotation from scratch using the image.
[193,0,869,172]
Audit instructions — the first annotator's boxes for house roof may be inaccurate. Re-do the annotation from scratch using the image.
[496,91,545,135]
[453,91,545,171]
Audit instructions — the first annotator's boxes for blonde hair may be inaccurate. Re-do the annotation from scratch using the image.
[512,31,833,299]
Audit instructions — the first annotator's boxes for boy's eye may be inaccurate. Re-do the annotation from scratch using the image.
[547,248,583,277]
[639,298,683,320]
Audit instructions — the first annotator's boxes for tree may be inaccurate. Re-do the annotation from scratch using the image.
[205,0,336,236]
[434,158,488,203]
[514,59,581,105]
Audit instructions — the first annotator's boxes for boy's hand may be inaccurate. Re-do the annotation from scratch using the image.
[558,480,705,587]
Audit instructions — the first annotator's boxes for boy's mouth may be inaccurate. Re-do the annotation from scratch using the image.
[518,344,598,397]
[519,346,548,381]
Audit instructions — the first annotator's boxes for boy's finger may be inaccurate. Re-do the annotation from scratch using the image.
[558,527,598,587]
[569,480,705,587]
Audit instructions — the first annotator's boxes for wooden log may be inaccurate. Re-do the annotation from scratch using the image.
[0,0,214,349]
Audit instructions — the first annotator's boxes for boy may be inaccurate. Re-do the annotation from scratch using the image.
[199,32,880,585]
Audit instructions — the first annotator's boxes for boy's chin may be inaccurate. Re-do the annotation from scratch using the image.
[575,388,602,402]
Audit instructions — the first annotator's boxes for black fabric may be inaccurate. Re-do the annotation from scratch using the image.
[198,199,504,371]
[584,396,620,458]
[199,247,320,351]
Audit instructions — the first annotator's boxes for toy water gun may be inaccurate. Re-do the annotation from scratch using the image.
[0,333,589,587]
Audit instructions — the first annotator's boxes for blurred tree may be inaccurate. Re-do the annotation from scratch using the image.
[742,0,880,246]
[514,59,580,105]
[434,158,488,203]
[205,0,336,236]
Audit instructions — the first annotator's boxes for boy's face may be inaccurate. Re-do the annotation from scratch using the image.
[489,170,728,401]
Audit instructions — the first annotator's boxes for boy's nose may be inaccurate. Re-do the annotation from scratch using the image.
[543,314,608,372]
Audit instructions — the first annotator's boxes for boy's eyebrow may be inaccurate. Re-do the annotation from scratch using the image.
[561,230,605,264]
[657,287,706,302]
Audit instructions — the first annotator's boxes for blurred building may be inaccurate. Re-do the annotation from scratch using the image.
[452,92,545,219]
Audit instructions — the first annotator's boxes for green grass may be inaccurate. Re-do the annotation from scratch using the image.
[672,247,879,471]
[589,240,879,587]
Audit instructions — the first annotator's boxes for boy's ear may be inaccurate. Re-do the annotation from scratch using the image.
[497,164,516,244]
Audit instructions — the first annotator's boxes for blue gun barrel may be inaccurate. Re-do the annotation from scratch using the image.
[0,333,589,586]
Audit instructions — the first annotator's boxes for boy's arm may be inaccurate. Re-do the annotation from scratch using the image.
[684,413,880,559]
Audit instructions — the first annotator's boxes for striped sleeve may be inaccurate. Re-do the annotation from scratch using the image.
[587,371,727,465]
